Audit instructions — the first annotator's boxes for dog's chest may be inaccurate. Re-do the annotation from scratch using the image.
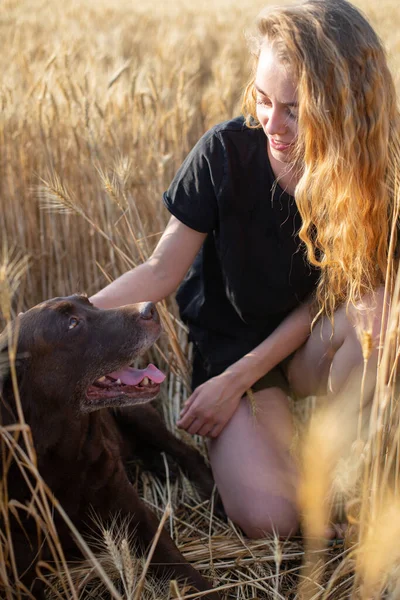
[36,414,124,511]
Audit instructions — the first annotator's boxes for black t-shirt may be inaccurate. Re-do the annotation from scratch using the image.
[163,116,319,371]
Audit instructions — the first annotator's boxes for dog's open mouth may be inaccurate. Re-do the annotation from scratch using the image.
[86,363,166,404]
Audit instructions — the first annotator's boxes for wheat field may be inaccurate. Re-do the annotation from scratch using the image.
[2,0,400,597]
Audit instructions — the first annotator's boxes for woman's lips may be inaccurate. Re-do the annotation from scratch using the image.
[269,137,293,151]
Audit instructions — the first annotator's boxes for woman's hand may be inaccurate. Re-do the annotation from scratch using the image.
[177,371,248,438]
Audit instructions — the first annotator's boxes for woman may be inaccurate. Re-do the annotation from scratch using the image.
[91,0,398,538]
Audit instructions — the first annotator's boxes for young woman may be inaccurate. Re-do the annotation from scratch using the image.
[91,0,399,538]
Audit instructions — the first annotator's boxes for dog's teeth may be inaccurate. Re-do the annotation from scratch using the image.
[116,378,122,385]
[97,376,106,383]
[142,377,150,386]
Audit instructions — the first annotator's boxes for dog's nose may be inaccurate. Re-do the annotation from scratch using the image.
[139,302,160,323]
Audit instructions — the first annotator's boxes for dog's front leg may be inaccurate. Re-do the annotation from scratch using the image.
[115,405,217,501]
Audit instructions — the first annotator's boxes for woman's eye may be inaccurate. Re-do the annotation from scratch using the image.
[68,317,80,330]
[256,97,270,106]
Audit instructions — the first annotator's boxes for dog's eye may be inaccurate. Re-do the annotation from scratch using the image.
[68,317,80,330]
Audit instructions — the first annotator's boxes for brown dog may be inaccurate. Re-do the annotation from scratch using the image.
[0,295,220,598]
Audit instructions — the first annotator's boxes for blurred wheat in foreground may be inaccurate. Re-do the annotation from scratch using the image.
[2,0,400,597]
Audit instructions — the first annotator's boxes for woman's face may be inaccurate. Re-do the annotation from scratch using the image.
[255,43,298,165]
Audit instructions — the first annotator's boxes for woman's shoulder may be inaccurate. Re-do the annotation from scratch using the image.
[184,116,258,166]
[197,116,264,165]
[211,115,261,139]
[212,115,247,133]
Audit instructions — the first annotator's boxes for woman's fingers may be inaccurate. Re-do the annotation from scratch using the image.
[178,407,211,431]
[177,375,240,436]
[208,422,225,438]
[186,418,204,435]
[178,397,215,433]
[177,407,198,429]
[181,416,218,437]
[197,423,216,437]
[179,404,189,418]
[179,394,197,418]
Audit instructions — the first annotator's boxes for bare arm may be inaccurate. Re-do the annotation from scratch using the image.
[178,299,313,437]
[90,216,207,309]
[223,298,313,391]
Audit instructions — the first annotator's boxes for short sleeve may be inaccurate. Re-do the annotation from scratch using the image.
[163,128,225,233]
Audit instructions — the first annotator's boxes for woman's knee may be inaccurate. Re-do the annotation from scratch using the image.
[349,286,387,355]
[331,290,386,375]
[224,494,299,539]
[287,288,386,398]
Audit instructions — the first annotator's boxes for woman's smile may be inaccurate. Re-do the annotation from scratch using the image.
[268,137,294,152]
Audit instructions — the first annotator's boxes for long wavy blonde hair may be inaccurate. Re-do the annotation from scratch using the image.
[243,0,400,319]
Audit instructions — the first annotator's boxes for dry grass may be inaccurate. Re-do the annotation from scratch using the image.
[2,0,400,597]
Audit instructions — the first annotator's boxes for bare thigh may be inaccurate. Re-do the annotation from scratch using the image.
[208,387,299,538]
[287,288,386,399]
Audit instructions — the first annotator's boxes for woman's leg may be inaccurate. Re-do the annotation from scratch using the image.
[208,387,299,538]
[287,288,386,401]
[286,289,387,538]
[208,290,386,539]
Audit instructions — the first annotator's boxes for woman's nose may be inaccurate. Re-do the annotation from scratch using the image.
[266,108,287,136]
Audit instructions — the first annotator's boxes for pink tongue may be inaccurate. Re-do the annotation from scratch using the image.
[107,363,166,385]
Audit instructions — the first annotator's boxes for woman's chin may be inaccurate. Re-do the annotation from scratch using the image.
[269,145,295,164]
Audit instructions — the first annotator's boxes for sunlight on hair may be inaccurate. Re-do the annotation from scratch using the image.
[242,0,400,322]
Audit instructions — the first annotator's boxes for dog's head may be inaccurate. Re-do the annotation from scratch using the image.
[0,294,165,419]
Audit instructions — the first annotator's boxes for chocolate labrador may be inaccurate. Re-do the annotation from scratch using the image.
[0,295,220,598]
